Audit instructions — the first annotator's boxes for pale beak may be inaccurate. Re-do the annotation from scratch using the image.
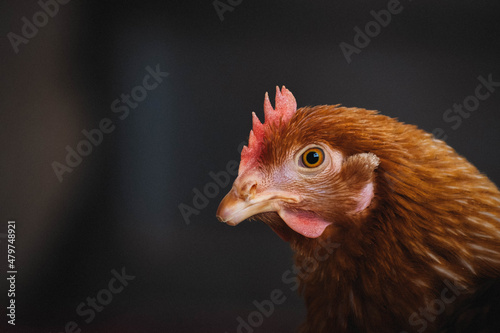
[216,173,300,226]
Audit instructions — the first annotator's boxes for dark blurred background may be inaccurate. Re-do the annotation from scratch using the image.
[1,0,499,332]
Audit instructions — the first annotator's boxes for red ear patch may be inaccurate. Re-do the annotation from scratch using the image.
[239,86,297,174]
[355,182,374,213]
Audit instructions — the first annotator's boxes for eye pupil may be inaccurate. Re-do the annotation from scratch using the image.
[306,152,319,165]
[301,147,324,168]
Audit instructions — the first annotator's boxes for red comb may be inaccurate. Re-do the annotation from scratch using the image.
[239,86,297,174]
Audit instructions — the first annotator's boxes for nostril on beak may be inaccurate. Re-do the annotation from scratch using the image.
[249,183,257,197]
[239,180,258,201]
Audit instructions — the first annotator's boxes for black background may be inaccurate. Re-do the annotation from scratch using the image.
[1,1,499,332]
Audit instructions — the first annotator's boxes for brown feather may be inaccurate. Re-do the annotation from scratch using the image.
[254,105,500,332]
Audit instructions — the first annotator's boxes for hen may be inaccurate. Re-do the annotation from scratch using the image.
[216,87,500,333]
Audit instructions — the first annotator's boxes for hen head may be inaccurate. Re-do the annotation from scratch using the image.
[217,86,382,246]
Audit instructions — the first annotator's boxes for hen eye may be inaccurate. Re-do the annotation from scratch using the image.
[301,148,324,168]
